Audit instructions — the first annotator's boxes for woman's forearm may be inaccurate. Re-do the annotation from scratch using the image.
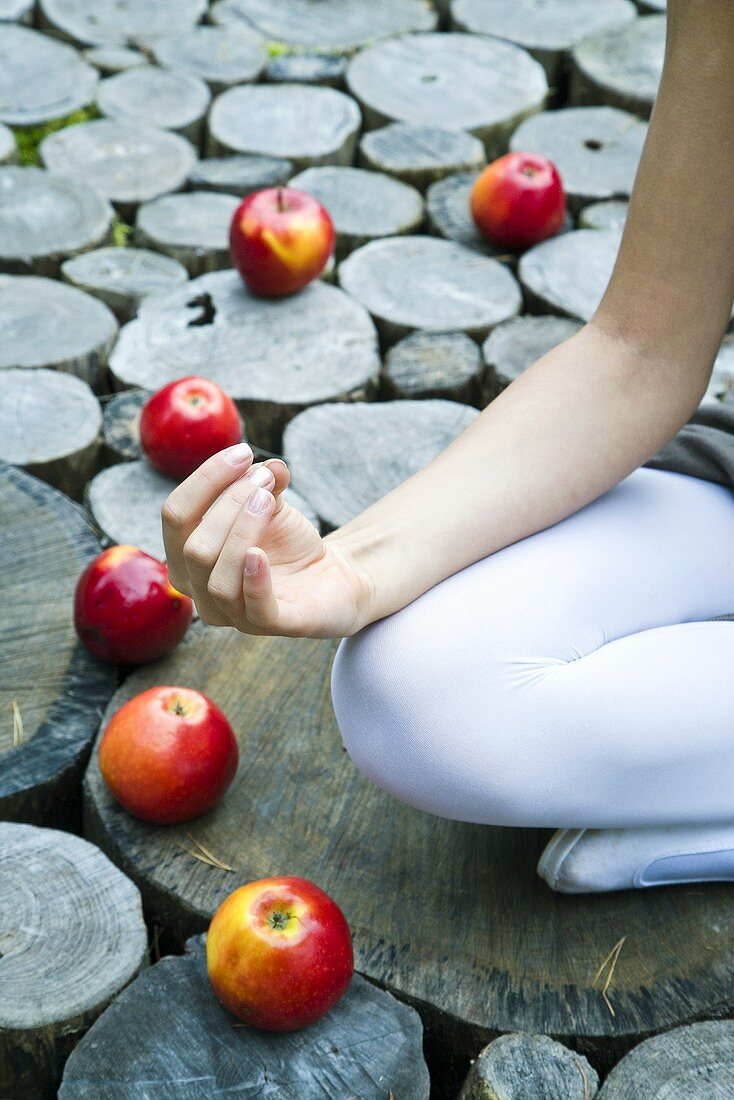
[324,323,707,629]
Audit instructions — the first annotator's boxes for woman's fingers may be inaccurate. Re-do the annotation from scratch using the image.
[162,442,255,592]
[242,548,283,632]
[205,486,277,622]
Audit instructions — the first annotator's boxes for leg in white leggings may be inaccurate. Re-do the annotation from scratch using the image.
[330,467,734,833]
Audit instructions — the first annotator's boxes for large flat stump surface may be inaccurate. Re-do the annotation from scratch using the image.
[84,624,734,1055]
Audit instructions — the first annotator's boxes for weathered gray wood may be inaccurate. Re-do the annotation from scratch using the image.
[147,26,266,93]
[83,45,146,74]
[0,275,118,387]
[0,369,102,498]
[264,51,348,88]
[383,330,483,404]
[0,822,147,1100]
[39,0,207,46]
[570,15,665,119]
[61,246,188,322]
[458,1034,599,1100]
[289,166,424,260]
[283,398,478,529]
[96,66,211,145]
[208,84,361,169]
[481,314,583,402]
[0,25,98,126]
[60,935,430,1100]
[210,0,437,53]
[510,106,647,214]
[0,465,117,825]
[0,0,35,22]
[187,154,293,195]
[346,33,547,156]
[81,617,734,1074]
[40,120,197,216]
[102,388,147,463]
[518,228,623,320]
[109,270,381,451]
[0,166,113,276]
[86,458,320,557]
[451,0,636,84]
[359,121,486,193]
[425,171,572,264]
[338,234,522,345]
[134,192,241,276]
[578,198,629,231]
[597,1020,734,1099]
[0,123,17,165]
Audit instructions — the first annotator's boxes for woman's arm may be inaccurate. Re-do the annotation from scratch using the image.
[324,0,734,630]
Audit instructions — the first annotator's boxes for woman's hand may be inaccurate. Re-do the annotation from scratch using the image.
[161,443,375,639]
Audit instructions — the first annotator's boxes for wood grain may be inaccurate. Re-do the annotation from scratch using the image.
[147,26,266,93]
[0,25,98,126]
[570,15,665,118]
[518,228,623,320]
[458,1033,599,1099]
[39,0,206,47]
[0,465,117,824]
[83,622,734,1067]
[359,121,486,193]
[383,330,483,403]
[108,270,381,451]
[96,65,211,145]
[0,822,147,1100]
[264,51,348,89]
[134,192,241,276]
[597,1020,734,1098]
[61,246,188,322]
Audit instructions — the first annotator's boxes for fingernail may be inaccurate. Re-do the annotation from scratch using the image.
[223,442,252,465]
[245,465,274,488]
[245,550,259,576]
[246,487,271,514]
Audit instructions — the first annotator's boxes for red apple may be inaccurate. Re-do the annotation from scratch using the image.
[470,151,566,250]
[140,376,243,481]
[229,186,335,297]
[206,875,354,1031]
[98,685,238,824]
[74,545,192,665]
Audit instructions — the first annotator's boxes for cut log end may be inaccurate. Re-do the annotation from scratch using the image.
[359,121,486,192]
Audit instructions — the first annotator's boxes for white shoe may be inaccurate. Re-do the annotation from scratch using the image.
[537,823,734,893]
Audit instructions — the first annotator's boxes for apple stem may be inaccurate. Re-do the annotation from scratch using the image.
[276,187,285,213]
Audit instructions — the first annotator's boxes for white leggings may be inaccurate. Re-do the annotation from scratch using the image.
[330,467,734,829]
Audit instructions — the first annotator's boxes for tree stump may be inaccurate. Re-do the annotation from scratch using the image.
[288,166,425,260]
[0,369,102,498]
[83,45,146,75]
[39,0,207,47]
[282,398,478,529]
[264,52,348,89]
[0,822,148,1100]
[82,621,734,1076]
[96,66,211,145]
[0,275,118,388]
[101,389,147,463]
[450,0,636,85]
[509,106,647,214]
[61,247,188,323]
[338,234,522,345]
[0,0,35,22]
[0,166,113,277]
[578,199,628,231]
[345,33,547,156]
[518,228,622,320]
[147,26,266,93]
[359,121,486,193]
[0,465,117,825]
[207,84,361,169]
[383,330,483,404]
[210,0,438,53]
[457,1034,599,1100]
[59,935,430,1100]
[86,459,320,558]
[570,15,665,119]
[134,192,241,277]
[0,25,99,127]
[40,120,197,218]
[108,270,381,451]
[188,154,293,195]
[0,123,17,165]
[597,1020,734,1099]
[481,315,583,402]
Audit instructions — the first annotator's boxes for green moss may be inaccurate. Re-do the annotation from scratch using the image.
[110,217,133,247]
[12,104,100,167]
